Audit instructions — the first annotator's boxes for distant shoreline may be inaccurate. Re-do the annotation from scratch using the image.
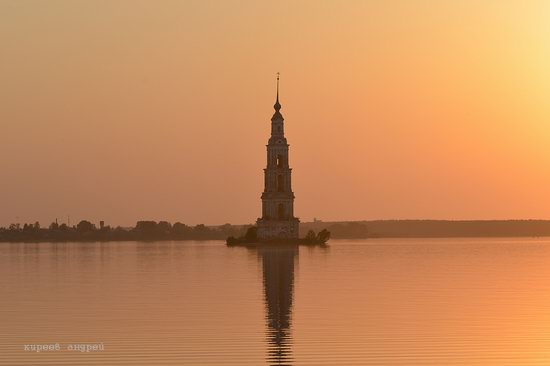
[3,219,550,243]
[301,219,550,239]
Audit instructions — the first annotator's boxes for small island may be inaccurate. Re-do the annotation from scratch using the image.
[226,226,331,247]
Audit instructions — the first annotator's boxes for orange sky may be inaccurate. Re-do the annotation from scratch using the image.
[1,0,549,226]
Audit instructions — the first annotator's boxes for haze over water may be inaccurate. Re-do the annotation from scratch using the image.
[3,238,550,365]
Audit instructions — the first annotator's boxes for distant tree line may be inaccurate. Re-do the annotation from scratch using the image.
[300,220,550,239]
[322,222,370,238]
[7,219,545,242]
[0,220,251,242]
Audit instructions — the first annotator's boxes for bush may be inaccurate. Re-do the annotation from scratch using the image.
[317,229,331,243]
[244,226,258,242]
[305,230,317,241]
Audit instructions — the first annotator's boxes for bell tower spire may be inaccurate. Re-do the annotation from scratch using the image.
[272,72,283,120]
[275,72,280,111]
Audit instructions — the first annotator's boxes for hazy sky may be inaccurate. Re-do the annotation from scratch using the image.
[1,0,550,226]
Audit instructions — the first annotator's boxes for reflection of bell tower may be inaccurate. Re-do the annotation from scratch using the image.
[257,74,300,240]
[260,245,297,365]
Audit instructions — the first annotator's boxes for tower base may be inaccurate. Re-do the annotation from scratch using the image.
[256,218,300,240]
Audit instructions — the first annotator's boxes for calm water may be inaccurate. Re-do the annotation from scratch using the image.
[2,238,550,365]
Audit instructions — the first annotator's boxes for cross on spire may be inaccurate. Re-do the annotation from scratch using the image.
[277,72,280,101]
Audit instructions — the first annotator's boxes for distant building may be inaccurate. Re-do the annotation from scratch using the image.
[257,75,300,240]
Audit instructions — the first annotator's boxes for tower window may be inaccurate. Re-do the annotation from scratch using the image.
[277,155,284,168]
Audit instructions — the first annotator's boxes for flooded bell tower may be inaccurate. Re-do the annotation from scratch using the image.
[257,74,300,240]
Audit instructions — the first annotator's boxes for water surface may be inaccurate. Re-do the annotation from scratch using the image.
[2,238,550,365]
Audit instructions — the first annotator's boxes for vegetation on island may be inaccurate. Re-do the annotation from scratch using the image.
[0,220,250,243]
[226,227,331,246]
